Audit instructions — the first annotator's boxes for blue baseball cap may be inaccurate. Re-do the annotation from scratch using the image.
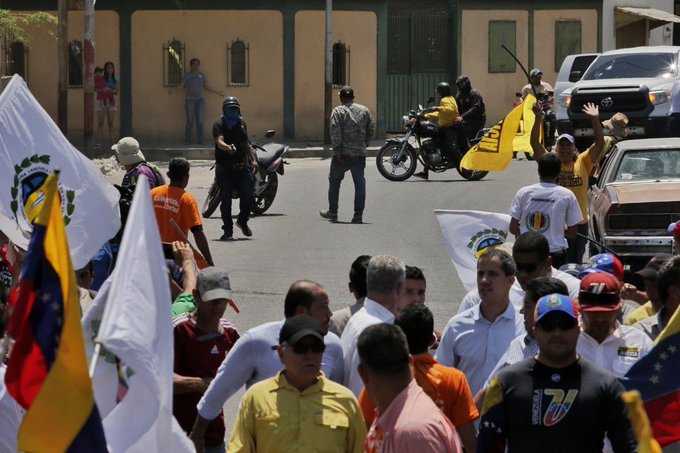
[559,263,585,278]
[535,293,579,324]
[585,253,624,280]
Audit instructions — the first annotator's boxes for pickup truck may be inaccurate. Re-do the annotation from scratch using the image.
[557,46,679,149]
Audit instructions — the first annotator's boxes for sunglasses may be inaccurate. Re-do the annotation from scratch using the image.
[289,342,326,355]
[537,317,578,332]
[516,259,545,273]
[578,291,620,307]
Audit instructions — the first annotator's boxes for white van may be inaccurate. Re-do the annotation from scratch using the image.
[554,53,599,131]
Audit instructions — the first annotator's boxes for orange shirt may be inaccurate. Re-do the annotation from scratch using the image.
[359,353,479,427]
[150,185,202,242]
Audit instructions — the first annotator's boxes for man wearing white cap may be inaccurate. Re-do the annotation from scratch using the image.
[531,101,605,264]
[112,136,165,190]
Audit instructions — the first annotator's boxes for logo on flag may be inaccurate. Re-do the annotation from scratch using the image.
[467,228,507,258]
[10,154,76,237]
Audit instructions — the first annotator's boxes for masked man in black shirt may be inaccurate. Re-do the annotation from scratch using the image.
[213,97,258,240]
[477,293,636,453]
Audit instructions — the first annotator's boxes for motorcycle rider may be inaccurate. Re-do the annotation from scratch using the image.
[212,96,258,241]
[522,68,556,148]
[454,75,486,146]
[414,82,460,180]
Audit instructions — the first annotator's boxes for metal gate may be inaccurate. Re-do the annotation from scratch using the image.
[386,13,451,132]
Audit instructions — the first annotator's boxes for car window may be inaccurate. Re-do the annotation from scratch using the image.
[583,53,677,80]
[569,55,598,82]
[613,149,680,182]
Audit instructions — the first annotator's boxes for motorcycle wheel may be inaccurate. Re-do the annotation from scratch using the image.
[202,180,221,218]
[457,165,489,181]
[376,143,417,181]
[251,173,278,216]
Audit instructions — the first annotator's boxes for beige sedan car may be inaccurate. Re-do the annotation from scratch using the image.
[589,138,680,271]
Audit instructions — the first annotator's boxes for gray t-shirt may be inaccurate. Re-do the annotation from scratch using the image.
[182,71,206,99]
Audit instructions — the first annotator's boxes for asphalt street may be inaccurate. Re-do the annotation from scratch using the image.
[108,154,538,429]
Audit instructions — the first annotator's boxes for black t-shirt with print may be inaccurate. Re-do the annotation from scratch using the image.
[212,118,250,170]
[478,357,636,453]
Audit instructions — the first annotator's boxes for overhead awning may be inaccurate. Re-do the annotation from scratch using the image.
[615,6,680,29]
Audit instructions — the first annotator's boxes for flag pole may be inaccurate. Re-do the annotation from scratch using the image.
[501,43,538,99]
[89,342,101,378]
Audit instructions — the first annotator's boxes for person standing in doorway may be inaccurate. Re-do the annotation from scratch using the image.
[320,86,375,224]
[97,61,119,144]
[178,58,224,145]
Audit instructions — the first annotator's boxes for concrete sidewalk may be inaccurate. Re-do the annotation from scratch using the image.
[134,139,386,161]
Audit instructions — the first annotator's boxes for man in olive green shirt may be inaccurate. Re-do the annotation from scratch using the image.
[223,315,366,453]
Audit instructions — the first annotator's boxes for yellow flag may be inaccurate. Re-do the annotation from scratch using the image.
[513,94,541,154]
[622,390,662,453]
[461,97,526,172]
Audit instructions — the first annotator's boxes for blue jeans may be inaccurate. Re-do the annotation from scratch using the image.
[216,165,254,234]
[328,155,366,216]
[185,97,205,144]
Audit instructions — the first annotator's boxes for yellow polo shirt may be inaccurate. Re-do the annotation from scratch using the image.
[623,301,656,326]
[424,96,460,128]
[227,371,366,453]
[557,149,594,224]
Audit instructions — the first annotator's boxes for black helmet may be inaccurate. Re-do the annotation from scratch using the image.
[436,82,452,97]
[456,75,471,93]
[222,96,240,110]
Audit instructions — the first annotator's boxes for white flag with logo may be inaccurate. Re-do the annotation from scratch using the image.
[94,175,193,453]
[0,75,120,268]
[435,210,512,292]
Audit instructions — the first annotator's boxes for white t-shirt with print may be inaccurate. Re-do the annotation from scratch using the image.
[510,182,583,252]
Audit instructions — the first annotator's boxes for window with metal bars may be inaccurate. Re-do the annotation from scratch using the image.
[332,42,350,86]
[228,39,248,86]
[68,40,83,87]
[163,39,185,87]
[2,39,28,81]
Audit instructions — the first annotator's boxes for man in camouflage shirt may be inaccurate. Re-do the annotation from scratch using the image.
[320,86,375,224]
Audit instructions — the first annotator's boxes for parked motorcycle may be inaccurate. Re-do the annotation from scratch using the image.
[202,130,288,217]
[376,101,489,181]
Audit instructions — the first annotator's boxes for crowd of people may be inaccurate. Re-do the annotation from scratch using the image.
[1,72,679,453]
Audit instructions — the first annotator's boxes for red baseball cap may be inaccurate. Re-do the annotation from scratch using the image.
[578,272,622,312]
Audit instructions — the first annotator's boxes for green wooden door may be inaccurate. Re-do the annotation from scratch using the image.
[385,13,451,132]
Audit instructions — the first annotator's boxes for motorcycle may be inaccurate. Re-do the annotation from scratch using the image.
[376,99,489,181]
[202,130,288,217]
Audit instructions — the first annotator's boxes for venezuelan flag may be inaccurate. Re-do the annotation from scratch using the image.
[623,305,680,447]
[5,173,107,452]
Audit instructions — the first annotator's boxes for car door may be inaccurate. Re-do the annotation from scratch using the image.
[589,145,618,241]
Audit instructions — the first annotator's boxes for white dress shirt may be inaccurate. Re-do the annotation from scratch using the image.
[340,298,395,396]
[435,302,525,395]
[197,320,344,420]
[577,323,653,378]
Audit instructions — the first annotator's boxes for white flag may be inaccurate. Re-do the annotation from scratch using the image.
[435,210,512,292]
[81,277,119,418]
[0,75,120,269]
[95,175,193,453]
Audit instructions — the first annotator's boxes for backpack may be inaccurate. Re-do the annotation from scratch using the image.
[142,162,166,188]
[122,162,166,189]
